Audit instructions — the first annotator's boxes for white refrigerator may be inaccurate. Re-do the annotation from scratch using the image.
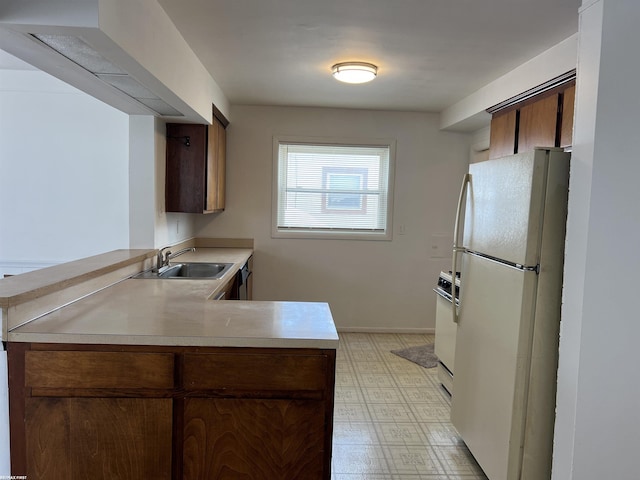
[450,148,570,480]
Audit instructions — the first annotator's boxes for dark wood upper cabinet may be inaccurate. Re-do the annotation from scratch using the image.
[560,84,576,148]
[489,109,517,159]
[166,106,228,214]
[487,74,576,158]
[517,93,559,154]
[207,116,226,212]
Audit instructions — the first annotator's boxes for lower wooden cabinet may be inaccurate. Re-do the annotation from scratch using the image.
[183,398,326,479]
[8,343,336,480]
[25,397,173,479]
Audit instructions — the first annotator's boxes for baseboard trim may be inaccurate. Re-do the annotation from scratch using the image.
[337,326,435,335]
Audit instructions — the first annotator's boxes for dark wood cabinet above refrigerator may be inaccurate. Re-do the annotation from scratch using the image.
[488,73,576,160]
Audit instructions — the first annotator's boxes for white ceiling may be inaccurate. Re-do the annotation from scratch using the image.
[157,0,580,112]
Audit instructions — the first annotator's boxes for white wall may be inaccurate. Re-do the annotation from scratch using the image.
[441,34,578,132]
[553,0,640,478]
[0,69,129,275]
[0,65,199,278]
[128,115,197,250]
[129,115,156,249]
[196,105,470,332]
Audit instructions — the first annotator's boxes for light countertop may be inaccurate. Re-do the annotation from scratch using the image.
[0,249,154,308]
[6,246,339,349]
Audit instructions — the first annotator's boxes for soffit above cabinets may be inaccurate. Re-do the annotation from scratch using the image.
[31,33,183,117]
[0,26,199,119]
[0,0,228,124]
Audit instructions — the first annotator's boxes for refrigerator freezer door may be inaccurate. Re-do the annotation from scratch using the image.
[451,252,538,480]
[463,149,551,267]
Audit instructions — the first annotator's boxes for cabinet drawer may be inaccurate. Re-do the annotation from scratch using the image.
[25,351,175,389]
[183,353,328,392]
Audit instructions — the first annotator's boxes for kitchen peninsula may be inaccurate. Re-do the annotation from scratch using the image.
[0,239,338,480]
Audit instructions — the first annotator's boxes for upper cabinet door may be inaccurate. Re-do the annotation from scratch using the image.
[489,110,517,159]
[205,116,226,212]
[560,85,576,148]
[166,123,208,213]
[517,93,559,154]
[487,76,576,158]
[166,105,228,214]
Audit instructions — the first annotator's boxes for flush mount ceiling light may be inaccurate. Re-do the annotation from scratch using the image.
[331,62,378,84]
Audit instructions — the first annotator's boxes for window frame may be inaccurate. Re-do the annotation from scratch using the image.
[272,135,396,241]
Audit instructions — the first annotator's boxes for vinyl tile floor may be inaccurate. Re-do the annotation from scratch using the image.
[331,332,488,480]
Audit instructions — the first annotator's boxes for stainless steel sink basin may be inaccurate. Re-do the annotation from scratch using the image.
[159,262,233,278]
[134,262,234,280]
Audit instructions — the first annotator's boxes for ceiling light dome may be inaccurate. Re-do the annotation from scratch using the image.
[331,62,377,84]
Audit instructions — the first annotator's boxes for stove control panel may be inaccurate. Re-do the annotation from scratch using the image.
[436,271,460,300]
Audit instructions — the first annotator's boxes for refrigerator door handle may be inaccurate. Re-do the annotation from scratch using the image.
[452,173,471,324]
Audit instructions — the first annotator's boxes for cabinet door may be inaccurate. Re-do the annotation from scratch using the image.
[517,93,559,153]
[489,109,517,159]
[167,115,226,214]
[166,123,208,213]
[216,116,227,210]
[25,397,173,480]
[205,116,226,212]
[183,398,326,480]
[560,85,575,148]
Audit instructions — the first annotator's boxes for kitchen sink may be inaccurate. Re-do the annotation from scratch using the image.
[134,262,234,280]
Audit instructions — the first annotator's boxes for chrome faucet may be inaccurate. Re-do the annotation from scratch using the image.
[168,247,195,261]
[155,247,170,272]
[155,246,195,272]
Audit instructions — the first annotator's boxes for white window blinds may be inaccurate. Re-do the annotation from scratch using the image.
[274,141,393,239]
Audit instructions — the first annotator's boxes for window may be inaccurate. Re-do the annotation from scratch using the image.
[273,137,395,240]
[323,167,368,213]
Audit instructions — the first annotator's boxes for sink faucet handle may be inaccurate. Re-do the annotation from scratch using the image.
[167,247,195,260]
[155,246,194,272]
[156,246,172,272]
